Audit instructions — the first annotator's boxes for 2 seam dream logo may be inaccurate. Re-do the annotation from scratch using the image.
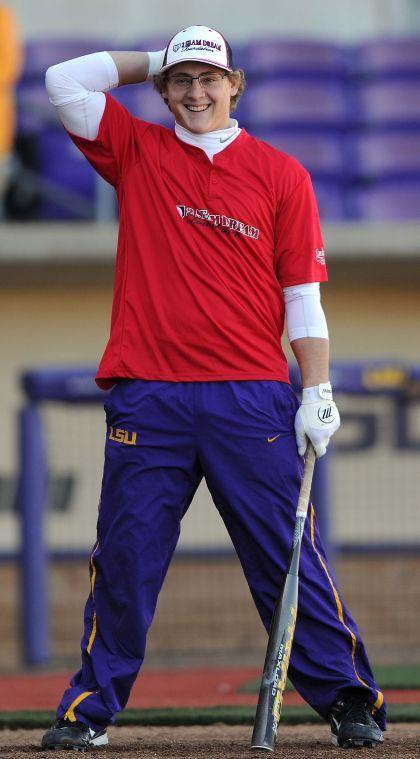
[176,205,260,240]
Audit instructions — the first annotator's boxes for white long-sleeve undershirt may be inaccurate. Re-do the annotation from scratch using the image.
[174,120,241,161]
[283,282,329,342]
[45,52,117,140]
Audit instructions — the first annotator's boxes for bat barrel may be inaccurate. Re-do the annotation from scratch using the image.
[250,742,274,751]
[251,716,276,750]
[251,688,277,750]
[250,572,299,751]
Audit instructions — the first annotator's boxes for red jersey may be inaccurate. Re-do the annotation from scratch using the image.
[70,94,327,388]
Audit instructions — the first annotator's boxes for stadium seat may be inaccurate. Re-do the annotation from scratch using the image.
[254,130,346,179]
[352,37,420,78]
[21,39,113,81]
[17,80,55,134]
[18,35,420,222]
[312,180,347,220]
[348,180,420,220]
[356,80,420,126]
[241,39,348,80]
[36,127,96,220]
[349,131,420,179]
[240,80,349,129]
[112,85,174,127]
[128,37,169,55]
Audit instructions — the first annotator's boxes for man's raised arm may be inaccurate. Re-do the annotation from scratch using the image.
[45,49,164,139]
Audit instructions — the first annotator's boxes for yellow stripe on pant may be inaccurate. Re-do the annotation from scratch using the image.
[87,544,99,654]
[310,505,383,713]
[64,691,94,722]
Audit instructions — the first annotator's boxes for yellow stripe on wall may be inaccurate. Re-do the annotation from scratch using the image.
[64,691,94,722]
[310,505,384,713]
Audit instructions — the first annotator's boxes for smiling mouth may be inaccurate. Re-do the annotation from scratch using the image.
[184,104,211,112]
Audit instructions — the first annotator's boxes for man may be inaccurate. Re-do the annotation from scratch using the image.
[42,25,385,751]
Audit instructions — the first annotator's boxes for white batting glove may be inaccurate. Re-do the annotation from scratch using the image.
[294,382,340,458]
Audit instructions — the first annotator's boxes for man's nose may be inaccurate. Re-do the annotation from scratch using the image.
[188,78,205,96]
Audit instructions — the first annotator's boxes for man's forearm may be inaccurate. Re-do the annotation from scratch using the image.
[107,52,149,86]
[108,49,165,86]
[290,337,329,388]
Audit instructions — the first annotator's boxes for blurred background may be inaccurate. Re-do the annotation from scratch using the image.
[1,0,419,683]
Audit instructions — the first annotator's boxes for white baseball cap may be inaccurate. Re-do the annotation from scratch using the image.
[160,25,233,73]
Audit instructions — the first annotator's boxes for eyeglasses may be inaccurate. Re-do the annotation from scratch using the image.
[166,73,228,90]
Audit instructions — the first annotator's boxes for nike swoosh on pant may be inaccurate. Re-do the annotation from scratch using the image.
[267,434,282,443]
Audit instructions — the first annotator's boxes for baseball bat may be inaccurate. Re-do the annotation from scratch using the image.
[251,442,316,751]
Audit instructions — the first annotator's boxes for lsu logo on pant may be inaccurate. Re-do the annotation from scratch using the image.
[108,427,138,445]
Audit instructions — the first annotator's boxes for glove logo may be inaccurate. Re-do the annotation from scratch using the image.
[317,405,335,424]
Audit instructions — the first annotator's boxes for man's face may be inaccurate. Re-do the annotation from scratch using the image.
[162,62,239,134]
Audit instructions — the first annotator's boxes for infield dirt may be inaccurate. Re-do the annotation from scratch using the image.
[1,723,420,759]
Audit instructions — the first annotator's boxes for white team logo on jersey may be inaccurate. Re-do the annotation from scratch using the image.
[176,205,260,240]
[315,248,326,265]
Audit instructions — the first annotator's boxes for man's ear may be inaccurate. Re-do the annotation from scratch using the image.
[162,94,171,111]
[160,82,171,110]
[228,73,240,97]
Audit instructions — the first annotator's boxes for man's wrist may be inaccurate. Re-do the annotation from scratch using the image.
[302,381,333,403]
[147,49,166,79]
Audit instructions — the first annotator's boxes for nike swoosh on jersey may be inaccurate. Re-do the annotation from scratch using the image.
[267,434,282,443]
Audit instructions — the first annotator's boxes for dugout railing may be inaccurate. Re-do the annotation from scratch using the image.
[16,361,420,665]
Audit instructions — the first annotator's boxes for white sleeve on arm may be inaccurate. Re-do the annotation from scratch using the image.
[45,52,119,140]
[283,282,329,342]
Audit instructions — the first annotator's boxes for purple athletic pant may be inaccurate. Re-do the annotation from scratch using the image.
[57,380,386,731]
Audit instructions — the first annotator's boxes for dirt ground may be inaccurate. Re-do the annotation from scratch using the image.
[1,724,419,759]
